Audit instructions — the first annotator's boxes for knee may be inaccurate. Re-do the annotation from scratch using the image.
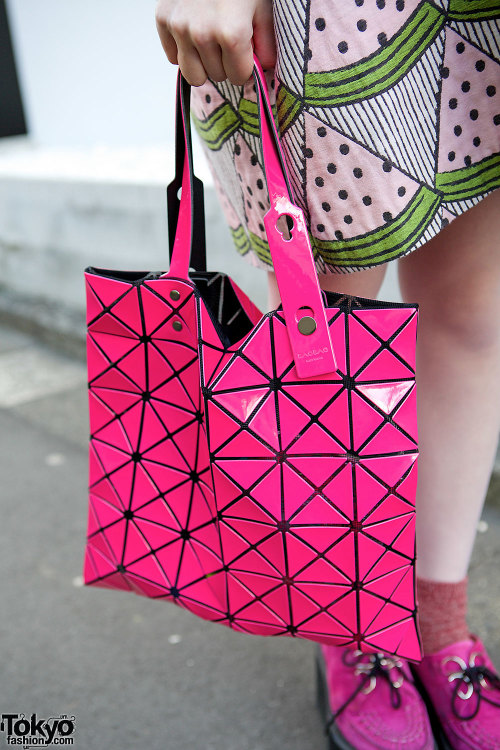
[421,279,500,352]
[420,283,500,353]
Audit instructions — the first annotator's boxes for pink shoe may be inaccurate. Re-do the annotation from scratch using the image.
[412,635,500,750]
[316,644,437,749]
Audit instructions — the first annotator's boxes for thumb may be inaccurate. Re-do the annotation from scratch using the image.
[253,0,277,71]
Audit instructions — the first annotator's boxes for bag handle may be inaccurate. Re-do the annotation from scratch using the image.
[166,56,337,377]
[166,73,206,275]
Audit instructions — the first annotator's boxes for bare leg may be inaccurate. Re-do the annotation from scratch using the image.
[397,190,500,582]
[268,193,500,583]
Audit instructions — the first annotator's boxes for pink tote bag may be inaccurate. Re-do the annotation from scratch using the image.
[83,58,422,661]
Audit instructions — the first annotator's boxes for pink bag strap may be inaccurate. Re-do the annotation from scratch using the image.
[165,73,202,278]
[253,58,336,377]
[167,73,207,273]
[166,56,337,377]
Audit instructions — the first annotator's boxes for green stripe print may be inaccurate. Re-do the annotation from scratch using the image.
[448,0,500,21]
[230,226,272,264]
[436,154,500,201]
[238,98,260,136]
[192,103,239,150]
[230,226,251,256]
[311,186,440,266]
[193,98,280,150]
[304,2,444,106]
[230,186,440,269]
[238,98,280,136]
[276,85,302,134]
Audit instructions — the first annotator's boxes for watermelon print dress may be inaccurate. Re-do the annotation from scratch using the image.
[190,0,500,274]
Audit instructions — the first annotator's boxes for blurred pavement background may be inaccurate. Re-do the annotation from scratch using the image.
[0,3,499,749]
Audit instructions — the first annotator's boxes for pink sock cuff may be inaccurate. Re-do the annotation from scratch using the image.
[416,576,470,656]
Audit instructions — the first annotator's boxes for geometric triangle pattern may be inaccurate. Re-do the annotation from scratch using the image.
[83,264,422,660]
[197,285,422,661]
[190,0,500,274]
[83,267,262,625]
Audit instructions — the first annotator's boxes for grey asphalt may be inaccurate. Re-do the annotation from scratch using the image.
[0,322,499,750]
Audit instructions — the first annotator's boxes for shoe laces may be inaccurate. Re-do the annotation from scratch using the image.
[325,649,406,735]
[441,651,500,721]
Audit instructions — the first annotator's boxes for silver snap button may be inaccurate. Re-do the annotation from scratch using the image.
[297,316,316,335]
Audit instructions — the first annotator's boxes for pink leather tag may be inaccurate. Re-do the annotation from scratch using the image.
[264,201,337,377]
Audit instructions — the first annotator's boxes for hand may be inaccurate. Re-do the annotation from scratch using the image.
[155,0,276,86]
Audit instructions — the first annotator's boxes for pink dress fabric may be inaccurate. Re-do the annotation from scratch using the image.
[190,0,500,274]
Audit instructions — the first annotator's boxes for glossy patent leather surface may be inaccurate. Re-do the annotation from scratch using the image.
[83,57,421,660]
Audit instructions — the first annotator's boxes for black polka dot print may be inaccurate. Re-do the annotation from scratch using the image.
[189,3,500,273]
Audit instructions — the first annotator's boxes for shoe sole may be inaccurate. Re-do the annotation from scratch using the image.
[315,647,440,750]
[314,648,360,750]
[410,667,453,750]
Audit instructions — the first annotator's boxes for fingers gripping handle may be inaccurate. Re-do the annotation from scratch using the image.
[168,57,337,377]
